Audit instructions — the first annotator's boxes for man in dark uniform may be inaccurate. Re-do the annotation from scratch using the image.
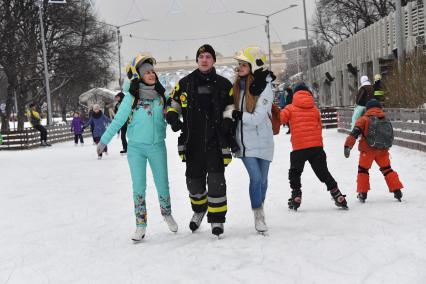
[166,44,234,237]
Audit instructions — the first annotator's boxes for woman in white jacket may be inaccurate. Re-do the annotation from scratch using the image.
[224,46,275,233]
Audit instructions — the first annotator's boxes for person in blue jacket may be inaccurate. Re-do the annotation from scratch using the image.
[84,104,110,158]
[97,54,178,242]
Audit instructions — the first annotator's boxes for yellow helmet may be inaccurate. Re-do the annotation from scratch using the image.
[374,74,382,81]
[126,54,156,81]
[234,46,267,72]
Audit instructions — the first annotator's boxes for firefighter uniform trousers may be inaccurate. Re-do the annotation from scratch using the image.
[185,145,227,224]
[357,150,403,193]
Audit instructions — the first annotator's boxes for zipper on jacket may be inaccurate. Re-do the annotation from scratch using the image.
[240,91,246,157]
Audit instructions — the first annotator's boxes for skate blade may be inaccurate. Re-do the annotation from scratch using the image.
[257,231,269,236]
[132,235,145,243]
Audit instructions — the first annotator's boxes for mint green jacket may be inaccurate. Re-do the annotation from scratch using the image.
[101,81,168,145]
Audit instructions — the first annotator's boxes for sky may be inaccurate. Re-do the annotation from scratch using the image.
[91,0,317,65]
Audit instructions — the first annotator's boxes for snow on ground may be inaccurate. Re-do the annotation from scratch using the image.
[1,129,426,284]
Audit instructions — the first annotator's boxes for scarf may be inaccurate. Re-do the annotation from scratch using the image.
[139,83,159,100]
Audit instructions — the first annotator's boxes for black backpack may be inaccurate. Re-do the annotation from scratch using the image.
[365,116,394,149]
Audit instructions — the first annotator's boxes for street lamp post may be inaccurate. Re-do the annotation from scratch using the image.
[96,19,147,90]
[302,0,312,88]
[293,25,314,85]
[237,4,298,71]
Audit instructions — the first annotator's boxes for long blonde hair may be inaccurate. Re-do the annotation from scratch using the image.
[233,73,257,113]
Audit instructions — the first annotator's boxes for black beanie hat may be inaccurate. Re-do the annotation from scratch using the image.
[196,44,216,62]
[293,82,312,94]
[366,99,382,109]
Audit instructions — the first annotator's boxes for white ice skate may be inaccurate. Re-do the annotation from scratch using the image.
[164,215,178,233]
[253,207,268,233]
[131,227,146,242]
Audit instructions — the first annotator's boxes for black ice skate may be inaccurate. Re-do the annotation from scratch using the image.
[330,187,348,209]
[393,189,403,202]
[288,188,302,211]
[211,223,224,237]
[189,211,206,232]
[357,192,367,203]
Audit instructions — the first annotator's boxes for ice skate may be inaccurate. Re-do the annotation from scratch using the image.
[330,187,348,209]
[164,215,178,233]
[189,211,206,232]
[393,189,403,202]
[211,223,224,237]
[253,207,268,233]
[131,227,146,242]
[357,192,367,203]
[288,188,302,211]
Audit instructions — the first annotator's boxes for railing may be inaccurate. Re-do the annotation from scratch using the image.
[337,107,426,151]
[320,107,338,129]
[0,125,91,150]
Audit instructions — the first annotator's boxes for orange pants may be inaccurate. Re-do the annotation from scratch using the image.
[357,150,403,193]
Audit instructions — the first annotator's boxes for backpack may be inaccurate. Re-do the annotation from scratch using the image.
[270,104,281,135]
[365,116,394,149]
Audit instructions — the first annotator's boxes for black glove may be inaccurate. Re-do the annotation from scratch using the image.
[171,120,183,132]
[344,147,351,158]
[232,110,243,121]
[129,79,140,98]
[249,69,276,96]
[230,143,240,154]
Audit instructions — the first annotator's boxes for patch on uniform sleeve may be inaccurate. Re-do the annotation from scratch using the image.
[262,98,268,105]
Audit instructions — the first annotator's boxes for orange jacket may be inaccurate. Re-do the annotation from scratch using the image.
[280,90,323,151]
[345,107,387,152]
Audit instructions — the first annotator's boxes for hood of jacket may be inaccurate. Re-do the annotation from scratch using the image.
[292,90,315,109]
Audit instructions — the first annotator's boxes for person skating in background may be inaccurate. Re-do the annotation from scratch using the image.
[280,83,348,211]
[166,44,233,237]
[284,86,294,134]
[26,103,51,146]
[97,54,177,242]
[84,104,110,159]
[71,111,84,145]
[373,74,385,104]
[344,99,403,202]
[223,46,275,233]
[351,75,374,129]
[88,106,95,144]
[114,92,128,154]
[279,88,286,109]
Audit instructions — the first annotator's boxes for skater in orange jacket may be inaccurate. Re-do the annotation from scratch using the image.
[344,99,403,202]
[280,83,348,210]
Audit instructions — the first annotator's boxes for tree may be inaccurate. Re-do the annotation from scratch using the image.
[0,0,115,130]
[313,0,397,48]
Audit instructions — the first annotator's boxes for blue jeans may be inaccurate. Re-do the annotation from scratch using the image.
[241,157,271,209]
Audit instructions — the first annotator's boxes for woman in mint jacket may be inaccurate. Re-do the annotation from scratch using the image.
[98,54,177,242]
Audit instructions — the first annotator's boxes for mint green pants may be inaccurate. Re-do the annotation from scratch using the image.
[127,141,171,228]
[351,105,366,130]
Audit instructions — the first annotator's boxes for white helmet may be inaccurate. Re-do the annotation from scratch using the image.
[234,46,267,72]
